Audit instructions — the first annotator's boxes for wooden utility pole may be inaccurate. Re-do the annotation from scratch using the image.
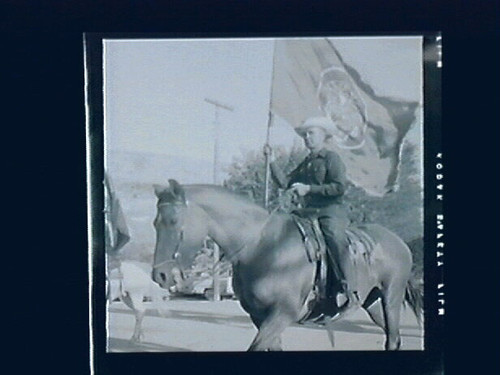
[204,97,234,301]
[205,98,234,185]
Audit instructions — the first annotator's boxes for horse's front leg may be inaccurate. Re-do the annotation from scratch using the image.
[248,310,293,351]
[269,336,283,351]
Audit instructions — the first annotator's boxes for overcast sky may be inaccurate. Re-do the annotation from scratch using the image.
[104,37,422,183]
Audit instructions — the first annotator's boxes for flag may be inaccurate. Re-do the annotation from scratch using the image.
[104,173,130,253]
[270,38,419,196]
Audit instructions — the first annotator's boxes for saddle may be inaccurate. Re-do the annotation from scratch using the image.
[291,214,328,297]
[291,215,376,322]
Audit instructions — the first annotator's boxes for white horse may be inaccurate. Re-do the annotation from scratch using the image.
[107,259,169,342]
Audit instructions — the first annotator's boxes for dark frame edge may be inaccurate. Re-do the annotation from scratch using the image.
[86,32,445,375]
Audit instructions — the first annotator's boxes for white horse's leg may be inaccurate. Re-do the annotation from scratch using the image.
[122,291,146,342]
[151,284,169,317]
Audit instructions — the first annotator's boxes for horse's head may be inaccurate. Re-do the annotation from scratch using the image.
[151,179,207,290]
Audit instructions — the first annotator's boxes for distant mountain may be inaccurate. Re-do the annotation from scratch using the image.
[103,126,423,262]
[104,150,216,261]
[105,149,214,186]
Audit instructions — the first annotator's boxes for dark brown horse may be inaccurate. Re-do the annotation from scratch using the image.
[151,179,423,351]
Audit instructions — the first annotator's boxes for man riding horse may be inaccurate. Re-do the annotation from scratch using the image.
[265,116,360,313]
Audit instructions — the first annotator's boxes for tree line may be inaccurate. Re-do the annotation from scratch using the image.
[223,141,424,276]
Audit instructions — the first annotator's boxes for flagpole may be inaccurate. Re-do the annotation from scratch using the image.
[264,40,277,211]
[264,111,272,210]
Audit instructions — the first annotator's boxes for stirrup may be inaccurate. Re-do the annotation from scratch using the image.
[337,291,360,313]
[336,293,348,308]
[311,313,329,325]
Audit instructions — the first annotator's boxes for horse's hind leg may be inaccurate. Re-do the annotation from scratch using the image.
[364,300,386,332]
[380,282,406,350]
[122,292,146,342]
[362,288,385,332]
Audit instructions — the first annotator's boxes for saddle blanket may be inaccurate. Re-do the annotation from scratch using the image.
[291,215,376,265]
[345,226,377,263]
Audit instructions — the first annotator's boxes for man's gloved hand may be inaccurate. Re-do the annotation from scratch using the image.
[290,182,311,197]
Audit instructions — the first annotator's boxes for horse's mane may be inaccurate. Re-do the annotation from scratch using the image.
[184,185,268,216]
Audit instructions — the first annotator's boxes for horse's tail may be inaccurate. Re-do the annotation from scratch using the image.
[404,273,424,325]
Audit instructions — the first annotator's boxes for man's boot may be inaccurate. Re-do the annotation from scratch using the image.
[325,241,359,312]
[338,282,360,311]
[336,256,360,314]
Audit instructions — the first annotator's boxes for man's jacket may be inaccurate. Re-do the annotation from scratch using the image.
[270,148,347,209]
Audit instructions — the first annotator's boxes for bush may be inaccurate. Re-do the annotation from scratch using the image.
[224,141,423,244]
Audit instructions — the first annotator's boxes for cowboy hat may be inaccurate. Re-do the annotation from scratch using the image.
[294,116,336,138]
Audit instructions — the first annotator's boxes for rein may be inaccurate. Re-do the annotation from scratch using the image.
[152,258,178,270]
[152,230,184,270]
[157,200,189,208]
[153,196,277,272]
[214,206,280,265]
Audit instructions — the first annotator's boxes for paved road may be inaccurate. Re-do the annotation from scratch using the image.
[107,298,423,352]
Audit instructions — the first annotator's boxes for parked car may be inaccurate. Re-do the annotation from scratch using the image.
[170,239,235,299]
[172,274,234,300]
[193,276,235,300]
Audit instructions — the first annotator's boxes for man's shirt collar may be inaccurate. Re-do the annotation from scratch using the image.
[308,148,328,159]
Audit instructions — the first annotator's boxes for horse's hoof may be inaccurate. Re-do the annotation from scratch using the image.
[131,334,143,343]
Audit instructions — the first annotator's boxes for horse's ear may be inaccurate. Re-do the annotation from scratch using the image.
[168,179,186,203]
[153,184,169,198]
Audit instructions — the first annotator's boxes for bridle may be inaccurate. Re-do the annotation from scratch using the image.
[152,201,186,270]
